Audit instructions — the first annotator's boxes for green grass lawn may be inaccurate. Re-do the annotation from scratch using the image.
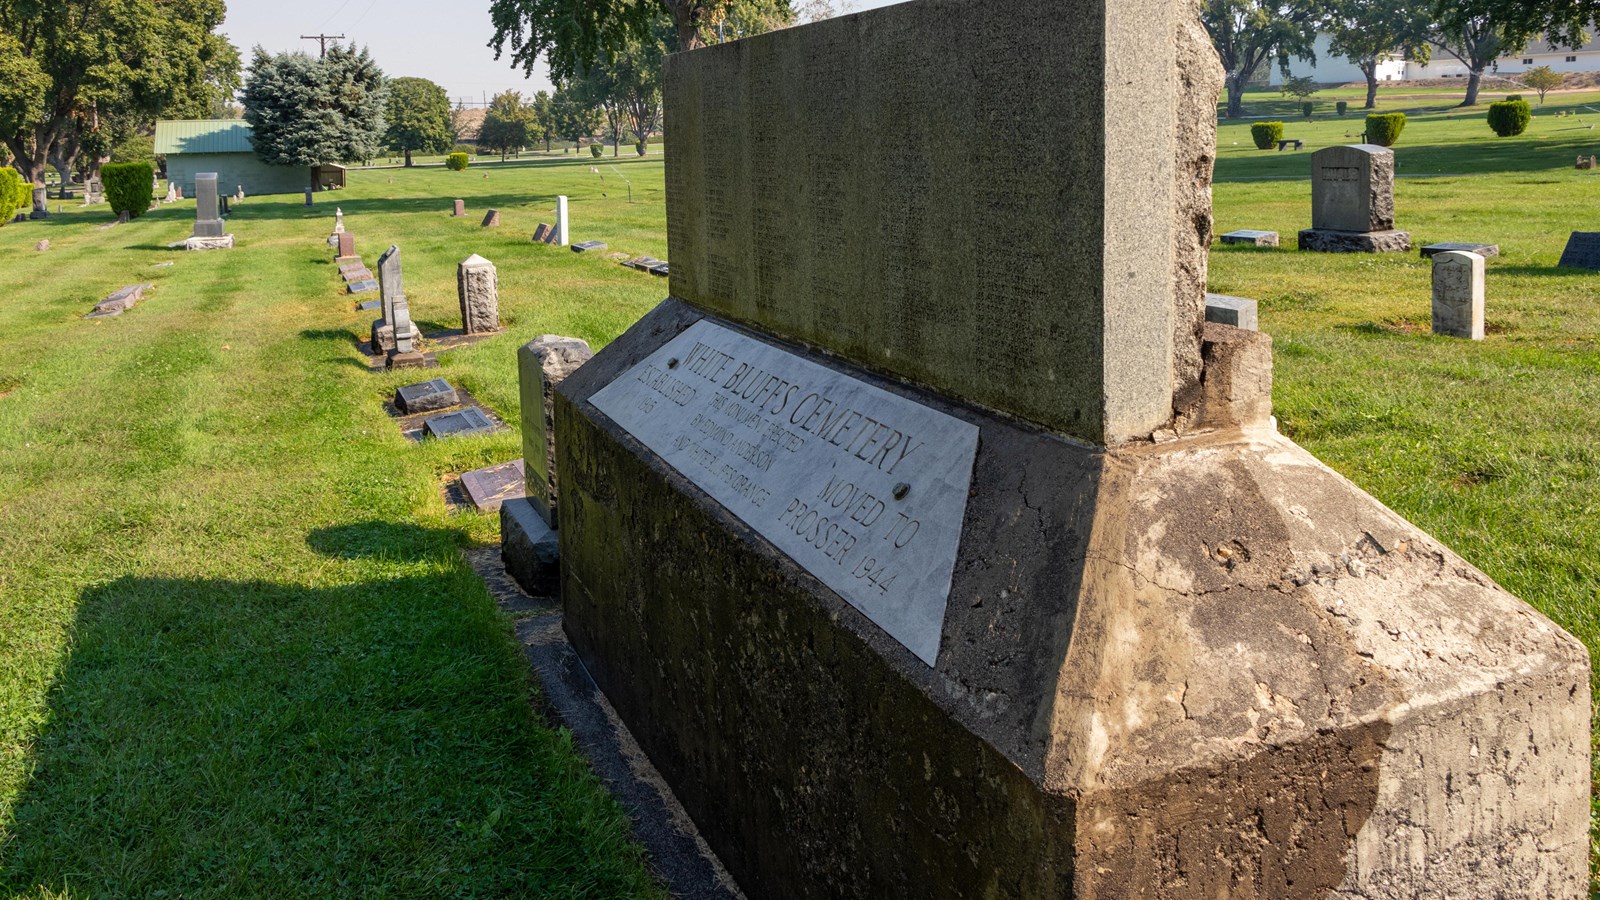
[0,101,1597,894]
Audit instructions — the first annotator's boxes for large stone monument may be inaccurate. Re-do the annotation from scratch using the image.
[551,2,1589,898]
[1298,145,1410,253]
[456,255,502,335]
[185,173,234,250]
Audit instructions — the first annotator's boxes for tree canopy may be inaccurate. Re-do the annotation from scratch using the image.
[1424,8,1545,106]
[478,89,532,160]
[1202,0,1319,119]
[384,76,454,166]
[0,0,239,189]
[1323,0,1432,109]
[572,19,669,156]
[241,44,387,172]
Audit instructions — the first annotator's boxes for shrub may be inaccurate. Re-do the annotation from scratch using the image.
[1301,101,1314,119]
[1365,112,1406,147]
[1487,99,1532,137]
[1505,94,1524,102]
[1250,121,1284,150]
[590,143,604,159]
[1336,100,1348,116]
[102,161,154,219]
[445,152,469,171]
[0,167,27,225]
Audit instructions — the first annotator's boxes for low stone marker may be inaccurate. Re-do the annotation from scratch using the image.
[1298,145,1411,253]
[532,223,558,244]
[550,2,1590,896]
[457,254,501,335]
[30,185,48,219]
[1204,292,1259,330]
[304,189,313,207]
[347,279,378,295]
[502,335,592,594]
[481,209,500,228]
[1220,229,1279,247]
[1421,241,1499,259]
[1577,155,1597,170]
[185,173,234,251]
[460,459,527,512]
[452,199,466,217]
[342,266,373,283]
[423,407,495,438]
[1557,232,1600,270]
[85,178,103,204]
[571,240,606,253]
[648,262,669,276]
[335,232,356,262]
[356,298,381,311]
[33,240,47,252]
[84,284,153,318]
[395,378,460,414]
[1432,250,1486,340]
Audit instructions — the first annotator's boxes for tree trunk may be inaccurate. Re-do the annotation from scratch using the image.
[666,0,705,51]
[1361,60,1379,110]
[1227,76,1245,119]
[50,156,76,199]
[1462,69,1484,106]
[404,149,413,167]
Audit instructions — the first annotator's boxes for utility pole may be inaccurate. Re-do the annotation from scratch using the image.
[301,34,346,58]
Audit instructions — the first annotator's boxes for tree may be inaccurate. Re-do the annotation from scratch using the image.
[549,84,602,152]
[572,22,668,157]
[1522,65,1564,103]
[241,44,387,186]
[1280,75,1319,100]
[1322,0,1431,109]
[488,0,791,83]
[0,0,239,199]
[529,90,554,151]
[479,90,531,161]
[1202,0,1319,119]
[1424,8,1548,107]
[384,77,453,166]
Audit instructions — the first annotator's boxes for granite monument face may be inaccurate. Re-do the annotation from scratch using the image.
[552,2,1590,898]
[372,245,419,357]
[457,254,501,335]
[1432,250,1486,340]
[185,173,234,250]
[1298,145,1411,253]
[1557,232,1600,270]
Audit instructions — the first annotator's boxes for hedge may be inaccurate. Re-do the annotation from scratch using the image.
[1336,100,1348,116]
[445,152,469,171]
[1301,101,1314,119]
[102,161,154,220]
[0,167,28,225]
[1365,112,1406,147]
[1250,121,1284,150]
[1487,99,1532,137]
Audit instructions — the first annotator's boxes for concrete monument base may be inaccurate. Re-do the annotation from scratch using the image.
[184,234,235,251]
[554,299,1589,900]
[386,350,434,370]
[1298,228,1411,253]
[501,497,561,596]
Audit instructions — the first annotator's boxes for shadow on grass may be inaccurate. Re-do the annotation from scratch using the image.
[1216,134,1600,180]
[0,563,663,896]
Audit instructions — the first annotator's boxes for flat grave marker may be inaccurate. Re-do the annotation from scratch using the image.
[356,299,382,311]
[347,280,378,294]
[1220,229,1279,247]
[424,407,497,439]
[1204,293,1259,331]
[571,240,607,253]
[459,459,527,512]
[395,378,460,414]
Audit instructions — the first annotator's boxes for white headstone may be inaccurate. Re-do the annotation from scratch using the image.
[556,195,570,247]
[333,207,345,234]
[1431,250,1486,340]
[457,254,501,335]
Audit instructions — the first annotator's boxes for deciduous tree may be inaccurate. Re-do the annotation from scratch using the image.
[1521,64,1564,103]
[549,84,601,153]
[1423,9,1543,107]
[479,89,531,161]
[1202,0,1319,119]
[1323,0,1432,109]
[384,77,453,166]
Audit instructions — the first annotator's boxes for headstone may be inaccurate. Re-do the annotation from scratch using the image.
[1219,229,1279,247]
[648,262,670,277]
[347,279,378,294]
[453,199,466,217]
[30,185,48,219]
[481,209,501,228]
[516,336,593,526]
[555,195,570,246]
[1298,145,1411,253]
[457,254,501,335]
[165,183,178,203]
[220,196,230,215]
[1432,250,1486,340]
[395,378,460,414]
[550,3,1589,897]
[86,178,103,203]
[1204,292,1259,331]
[376,245,425,367]
[460,459,527,512]
[304,188,313,207]
[336,232,356,261]
[356,298,381,311]
[184,173,234,250]
[532,223,557,244]
[83,284,152,318]
[235,185,245,202]
[1577,155,1597,171]
[423,406,495,439]
[571,240,606,253]
[175,184,183,200]
[333,208,345,234]
[342,267,373,283]
[33,240,47,252]
[1421,241,1499,259]
[1557,232,1600,270]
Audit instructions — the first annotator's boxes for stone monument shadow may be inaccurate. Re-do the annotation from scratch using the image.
[305,520,472,559]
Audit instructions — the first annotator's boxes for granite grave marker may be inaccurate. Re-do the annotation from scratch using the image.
[1298,145,1411,253]
[457,254,501,335]
[424,406,495,438]
[185,173,234,250]
[395,378,460,414]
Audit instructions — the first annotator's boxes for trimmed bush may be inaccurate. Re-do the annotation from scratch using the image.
[1250,121,1284,150]
[0,167,27,225]
[590,143,604,159]
[1487,99,1532,137]
[1365,112,1406,147]
[1336,100,1348,116]
[445,152,469,171]
[1506,94,1524,102]
[1301,101,1314,119]
[102,161,154,220]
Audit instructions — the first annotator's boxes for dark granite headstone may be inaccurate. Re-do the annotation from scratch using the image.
[571,240,607,253]
[342,268,373,283]
[532,223,555,243]
[356,299,382,311]
[649,262,670,277]
[481,209,501,228]
[423,407,496,439]
[395,378,460,414]
[336,232,356,260]
[1557,233,1600,270]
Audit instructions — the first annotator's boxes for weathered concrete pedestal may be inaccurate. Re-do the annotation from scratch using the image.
[500,498,561,596]
[1298,228,1411,253]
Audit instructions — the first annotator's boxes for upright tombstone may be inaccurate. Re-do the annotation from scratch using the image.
[85,177,103,204]
[1557,231,1600,270]
[555,195,570,246]
[333,207,345,234]
[335,232,356,262]
[456,254,502,334]
[452,199,466,217]
[304,188,313,207]
[502,336,592,595]
[371,245,414,355]
[481,209,501,228]
[165,182,178,203]
[1431,250,1486,340]
[235,185,245,202]
[1298,145,1411,253]
[30,185,48,219]
[185,173,234,250]
[551,3,1589,898]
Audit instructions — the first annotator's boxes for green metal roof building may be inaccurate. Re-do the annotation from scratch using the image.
[155,120,310,197]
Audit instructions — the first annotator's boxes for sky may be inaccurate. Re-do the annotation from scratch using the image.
[221,0,907,105]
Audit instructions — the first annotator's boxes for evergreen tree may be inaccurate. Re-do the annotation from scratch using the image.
[241,44,387,182]
[384,77,453,166]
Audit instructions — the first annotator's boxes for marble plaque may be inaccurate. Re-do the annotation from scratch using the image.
[589,319,979,666]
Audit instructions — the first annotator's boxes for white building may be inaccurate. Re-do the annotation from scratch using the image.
[1263,33,1600,86]
[1267,34,1406,86]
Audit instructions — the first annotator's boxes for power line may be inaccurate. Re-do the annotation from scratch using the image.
[300,33,346,57]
